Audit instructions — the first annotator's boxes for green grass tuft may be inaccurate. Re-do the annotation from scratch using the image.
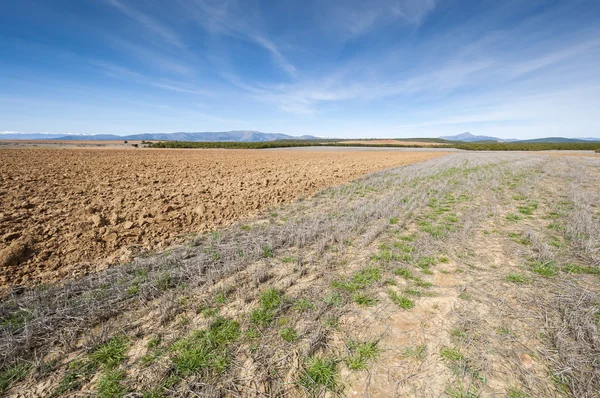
[97,369,127,398]
[298,356,337,392]
[171,317,240,375]
[402,344,427,359]
[280,327,298,343]
[387,289,414,310]
[293,298,316,312]
[440,346,463,362]
[393,267,413,279]
[345,340,380,370]
[332,267,381,292]
[352,293,377,306]
[506,213,523,222]
[51,359,98,397]
[507,388,531,398]
[0,362,31,393]
[91,336,129,369]
[323,292,344,307]
[529,261,558,277]
[251,307,274,327]
[259,288,282,310]
[505,273,531,284]
[563,263,599,275]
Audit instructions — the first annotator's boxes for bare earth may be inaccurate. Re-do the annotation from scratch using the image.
[0,148,444,287]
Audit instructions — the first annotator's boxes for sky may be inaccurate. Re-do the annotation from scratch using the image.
[1,0,600,139]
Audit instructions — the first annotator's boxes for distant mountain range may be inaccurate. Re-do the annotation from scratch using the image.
[440,132,507,142]
[440,132,600,143]
[2,130,599,144]
[0,130,318,142]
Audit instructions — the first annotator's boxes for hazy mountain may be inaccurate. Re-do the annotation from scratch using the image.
[54,130,319,142]
[0,132,71,140]
[439,132,507,142]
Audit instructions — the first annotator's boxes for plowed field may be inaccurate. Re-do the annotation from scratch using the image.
[0,148,444,287]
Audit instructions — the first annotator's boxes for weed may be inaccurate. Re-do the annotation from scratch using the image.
[371,249,411,263]
[458,292,472,300]
[413,278,433,288]
[171,317,240,375]
[518,201,538,215]
[505,273,531,284]
[323,292,344,307]
[446,383,479,398]
[402,344,427,359]
[142,387,166,398]
[1,309,32,331]
[529,261,558,277]
[496,327,517,338]
[508,232,531,245]
[298,356,337,392]
[51,359,98,397]
[440,346,463,361]
[393,267,413,279]
[251,308,274,327]
[563,263,599,275]
[0,362,31,392]
[450,328,468,340]
[91,335,129,369]
[214,291,228,305]
[200,307,218,318]
[281,256,297,263]
[419,221,451,238]
[332,267,381,292]
[345,340,380,370]
[127,283,140,295]
[259,288,283,310]
[324,316,339,328]
[293,298,316,312]
[389,217,399,225]
[97,369,127,398]
[353,293,376,306]
[277,327,297,343]
[417,256,437,271]
[388,289,414,310]
[156,272,173,291]
[262,245,274,258]
[506,213,523,222]
[507,388,530,398]
[398,234,416,242]
[245,328,260,340]
[383,278,397,286]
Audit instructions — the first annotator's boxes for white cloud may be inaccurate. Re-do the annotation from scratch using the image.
[183,0,297,77]
[104,0,185,49]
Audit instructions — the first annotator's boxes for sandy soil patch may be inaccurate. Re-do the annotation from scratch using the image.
[0,148,444,287]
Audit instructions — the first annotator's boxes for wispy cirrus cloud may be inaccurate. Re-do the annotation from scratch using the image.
[181,0,297,77]
[90,61,212,96]
[103,0,185,49]
[318,0,437,40]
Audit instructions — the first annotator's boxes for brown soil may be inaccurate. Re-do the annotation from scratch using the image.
[0,148,444,288]
[341,140,447,146]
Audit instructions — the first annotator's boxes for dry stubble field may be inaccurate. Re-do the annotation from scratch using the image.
[0,148,443,288]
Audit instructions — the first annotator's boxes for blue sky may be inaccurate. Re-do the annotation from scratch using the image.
[1,0,599,138]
